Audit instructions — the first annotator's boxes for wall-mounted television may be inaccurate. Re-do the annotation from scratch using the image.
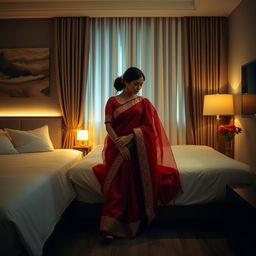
[241,60,256,117]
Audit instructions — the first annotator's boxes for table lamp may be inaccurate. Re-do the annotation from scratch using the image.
[77,129,88,146]
[203,94,234,120]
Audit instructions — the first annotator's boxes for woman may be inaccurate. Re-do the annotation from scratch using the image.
[93,67,182,242]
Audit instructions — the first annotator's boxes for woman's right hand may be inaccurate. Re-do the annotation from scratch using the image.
[119,146,131,160]
[114,135,132,149]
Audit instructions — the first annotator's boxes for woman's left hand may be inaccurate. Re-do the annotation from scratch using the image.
[119,146,131,160]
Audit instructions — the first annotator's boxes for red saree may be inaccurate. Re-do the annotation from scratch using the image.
[93,96,182,238]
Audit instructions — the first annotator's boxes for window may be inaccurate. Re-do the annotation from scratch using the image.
[84,18,186,146]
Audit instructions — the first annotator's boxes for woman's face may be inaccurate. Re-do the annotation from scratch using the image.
[125,76,144,95]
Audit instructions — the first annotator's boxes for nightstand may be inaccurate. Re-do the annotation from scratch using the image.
[227,185,256,208]
[73,145,91,156]
[226,185,256,254]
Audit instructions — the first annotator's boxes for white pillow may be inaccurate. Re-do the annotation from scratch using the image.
[6,125,54,153]
[0,129,11,138]
[0,133,18,154]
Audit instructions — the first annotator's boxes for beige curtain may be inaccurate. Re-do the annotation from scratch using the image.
[183,17,228,148]
[54,17,90,148]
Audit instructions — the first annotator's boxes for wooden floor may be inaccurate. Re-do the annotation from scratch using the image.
[43,219,240,256]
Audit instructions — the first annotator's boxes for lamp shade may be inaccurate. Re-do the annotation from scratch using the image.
[203,94,234,117]
[77,130,88,141]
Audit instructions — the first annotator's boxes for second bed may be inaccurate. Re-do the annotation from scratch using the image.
[68,144,252,206]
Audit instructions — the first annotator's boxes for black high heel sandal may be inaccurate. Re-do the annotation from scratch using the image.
[101,233,115,244]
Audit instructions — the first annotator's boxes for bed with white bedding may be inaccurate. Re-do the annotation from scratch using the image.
[68,144,253,206]
[0,150,83,256]
[0,117,83,256]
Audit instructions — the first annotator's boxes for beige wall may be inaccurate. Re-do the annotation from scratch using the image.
[229,0,256,173]
[0,19,61,116]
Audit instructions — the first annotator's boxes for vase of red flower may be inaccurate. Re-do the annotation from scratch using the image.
[217,124,242,157]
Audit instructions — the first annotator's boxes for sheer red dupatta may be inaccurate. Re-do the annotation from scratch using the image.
[138,98,183,206]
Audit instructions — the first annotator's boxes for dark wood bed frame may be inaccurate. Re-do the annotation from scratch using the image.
[61,199,231,226]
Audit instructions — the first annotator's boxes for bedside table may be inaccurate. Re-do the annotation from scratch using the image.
[73,145,91,156]
[226,185,256,254]
[226,184,256,210]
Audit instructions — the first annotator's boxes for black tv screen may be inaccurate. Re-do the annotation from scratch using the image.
[241,60,256,117]
[242,60,256,93]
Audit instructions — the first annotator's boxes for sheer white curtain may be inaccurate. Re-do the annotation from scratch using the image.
[84,18,186,146]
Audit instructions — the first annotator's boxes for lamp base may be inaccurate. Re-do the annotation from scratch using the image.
[77,140,88,147]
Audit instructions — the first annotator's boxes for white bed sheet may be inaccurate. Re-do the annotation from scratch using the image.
[68,145,253,205]
[0,149,83,256]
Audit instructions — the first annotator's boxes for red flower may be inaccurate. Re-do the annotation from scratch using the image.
[217,124,242,141]
[218,126,225,133]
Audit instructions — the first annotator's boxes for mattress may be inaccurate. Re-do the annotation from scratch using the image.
[0,149,83,256]
[68,145,253,205]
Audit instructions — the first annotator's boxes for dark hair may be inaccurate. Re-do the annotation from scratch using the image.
[113,67,145,91]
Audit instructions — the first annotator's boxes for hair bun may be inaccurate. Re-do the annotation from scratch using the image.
[114,77,125,91]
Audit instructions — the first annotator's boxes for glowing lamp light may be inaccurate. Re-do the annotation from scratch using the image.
[77,130,88,146]
[203,94,234,120]
[0,106,62,117]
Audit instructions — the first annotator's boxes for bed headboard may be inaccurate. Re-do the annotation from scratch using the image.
[0,117,63,149]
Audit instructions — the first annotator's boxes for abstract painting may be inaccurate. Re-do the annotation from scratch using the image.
[0,48,50,97]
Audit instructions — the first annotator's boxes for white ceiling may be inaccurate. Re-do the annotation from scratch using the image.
[0,0,242,19]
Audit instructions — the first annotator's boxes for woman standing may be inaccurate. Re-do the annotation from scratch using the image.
[93,67,182,241]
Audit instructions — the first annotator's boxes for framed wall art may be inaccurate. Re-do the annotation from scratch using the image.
[0,48,50,97]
